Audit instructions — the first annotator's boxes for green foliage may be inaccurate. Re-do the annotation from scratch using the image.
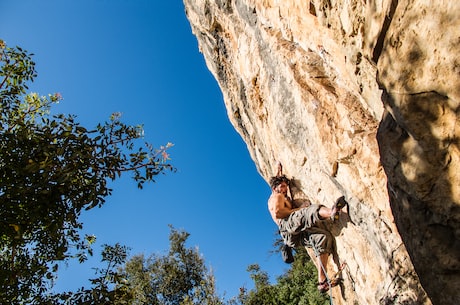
[0,40,175,304]
[238,248,329,305]
[120,225,225,305]
[54,243,133,305]
[53,226,225,305]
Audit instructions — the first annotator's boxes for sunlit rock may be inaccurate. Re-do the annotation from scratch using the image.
[184,1,460,304]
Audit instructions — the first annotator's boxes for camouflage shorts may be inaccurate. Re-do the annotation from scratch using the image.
[279,204,334,255]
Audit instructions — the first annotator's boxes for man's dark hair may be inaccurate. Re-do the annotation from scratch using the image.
[269,175,290,189]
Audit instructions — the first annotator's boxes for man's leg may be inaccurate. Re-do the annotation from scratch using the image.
[306,230,336,292]
[317,253,329,283]
[318,196,347,220]
[318,206,333,219]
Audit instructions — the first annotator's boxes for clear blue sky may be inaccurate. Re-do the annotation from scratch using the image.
[1,0,289,299]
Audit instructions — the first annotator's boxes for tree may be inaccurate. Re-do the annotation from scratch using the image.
[120,225,225,305]
[238,264,277,305]
[54,243,133,305]
[0,40,175,304]
[53,230,328,305]
[238,247,329,305]
[54,226,225,305]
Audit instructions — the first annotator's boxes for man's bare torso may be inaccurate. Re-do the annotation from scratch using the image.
[268,193,293,224]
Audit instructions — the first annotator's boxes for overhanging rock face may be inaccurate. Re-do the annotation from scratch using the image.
[184,1,460,304]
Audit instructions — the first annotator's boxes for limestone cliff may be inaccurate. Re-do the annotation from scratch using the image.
[184,1,460,304]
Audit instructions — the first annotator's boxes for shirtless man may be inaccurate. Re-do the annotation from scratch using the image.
[268,175,346,292]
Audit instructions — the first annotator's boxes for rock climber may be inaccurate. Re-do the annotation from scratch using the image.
[267,170,347,293]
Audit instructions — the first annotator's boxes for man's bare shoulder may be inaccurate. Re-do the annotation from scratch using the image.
[268,193,286,205]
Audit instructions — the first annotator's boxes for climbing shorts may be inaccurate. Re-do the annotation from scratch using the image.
[279,204,333,255]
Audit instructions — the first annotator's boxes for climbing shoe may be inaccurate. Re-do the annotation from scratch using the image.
[317,280,330,293]
[317,278,342,293]
[331,196,348,221]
